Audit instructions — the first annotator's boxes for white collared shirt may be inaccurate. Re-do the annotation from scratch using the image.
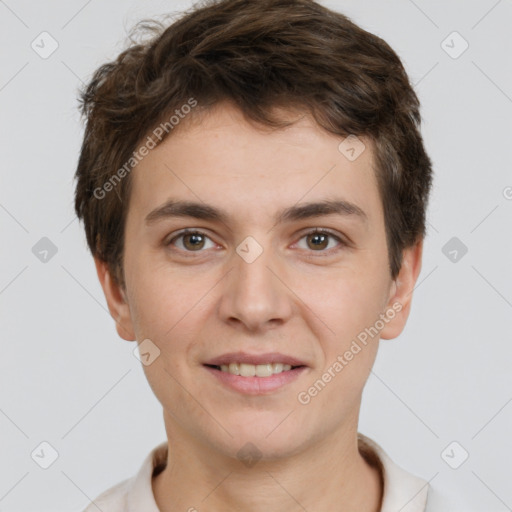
[83,433,433,511]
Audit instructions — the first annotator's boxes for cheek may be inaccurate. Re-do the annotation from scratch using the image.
[307,266,390,343]
[302,273,387,407]
[130,269,207,404]
[127,266,218,381]
[131,277,203,339]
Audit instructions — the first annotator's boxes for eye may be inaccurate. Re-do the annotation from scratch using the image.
[165,228,347,255]
[295,228,346,253]
[166,229,217,252]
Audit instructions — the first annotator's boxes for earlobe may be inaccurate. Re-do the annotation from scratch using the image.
[94,257,136,342]
[380,239,424,340]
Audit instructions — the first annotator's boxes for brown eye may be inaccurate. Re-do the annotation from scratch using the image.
[307,232,329,250]
[296,229,345,253]
[167,230,215,252]
[183,233,205,250]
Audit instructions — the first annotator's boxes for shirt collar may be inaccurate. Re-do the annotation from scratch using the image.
[124,433,429,511]
[358,433,430,512]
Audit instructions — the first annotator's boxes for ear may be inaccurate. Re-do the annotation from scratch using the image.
[94,257,136,341]
[380,239,424,340]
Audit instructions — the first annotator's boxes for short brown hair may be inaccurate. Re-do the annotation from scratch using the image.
[74,0,433,289]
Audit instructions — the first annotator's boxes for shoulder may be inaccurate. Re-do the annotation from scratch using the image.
[358,433,430,512]
[80,441,168,512]
[81,477,131,512]
[424,484,454,512]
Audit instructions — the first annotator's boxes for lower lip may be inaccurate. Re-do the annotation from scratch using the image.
[204,365,308,395]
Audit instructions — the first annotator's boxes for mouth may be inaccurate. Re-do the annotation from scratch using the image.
[202,352,308,394]
[204,362,305,377]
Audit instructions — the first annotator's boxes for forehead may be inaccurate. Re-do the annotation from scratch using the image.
[128,102,382,228]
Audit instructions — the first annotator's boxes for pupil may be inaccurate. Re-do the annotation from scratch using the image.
[310,233,327,250]
[186,233,204,250]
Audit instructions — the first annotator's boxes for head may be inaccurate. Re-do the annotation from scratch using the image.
[74,0,432,459]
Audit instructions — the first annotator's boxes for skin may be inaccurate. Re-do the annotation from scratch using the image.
[95,101,423,512]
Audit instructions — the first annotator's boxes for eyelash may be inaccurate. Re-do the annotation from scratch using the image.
[165,228,347,256]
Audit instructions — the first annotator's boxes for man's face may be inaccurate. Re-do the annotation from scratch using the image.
[99,102,418,459]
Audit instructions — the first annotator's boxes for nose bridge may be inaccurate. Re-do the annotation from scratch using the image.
[218,235,292,330]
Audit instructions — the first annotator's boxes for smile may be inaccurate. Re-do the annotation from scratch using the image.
[213,362,298,377]
[203,364,307,395]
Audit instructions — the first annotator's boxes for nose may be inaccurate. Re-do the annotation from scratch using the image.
[217,240,293,333]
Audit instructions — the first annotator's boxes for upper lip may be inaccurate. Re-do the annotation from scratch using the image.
[204,352,307,367]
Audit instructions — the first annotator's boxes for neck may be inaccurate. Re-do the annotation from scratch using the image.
[152,426,383,512]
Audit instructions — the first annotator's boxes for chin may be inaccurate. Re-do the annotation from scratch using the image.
[214,416,309,461]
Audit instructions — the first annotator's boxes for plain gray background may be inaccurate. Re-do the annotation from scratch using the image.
[1,0,511,510]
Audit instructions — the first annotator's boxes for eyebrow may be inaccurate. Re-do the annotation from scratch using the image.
[145,198,368,226]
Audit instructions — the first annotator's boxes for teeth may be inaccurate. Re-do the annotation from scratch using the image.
[239,363,256,377]
[256,364,273,377]
[217,363,294,376]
